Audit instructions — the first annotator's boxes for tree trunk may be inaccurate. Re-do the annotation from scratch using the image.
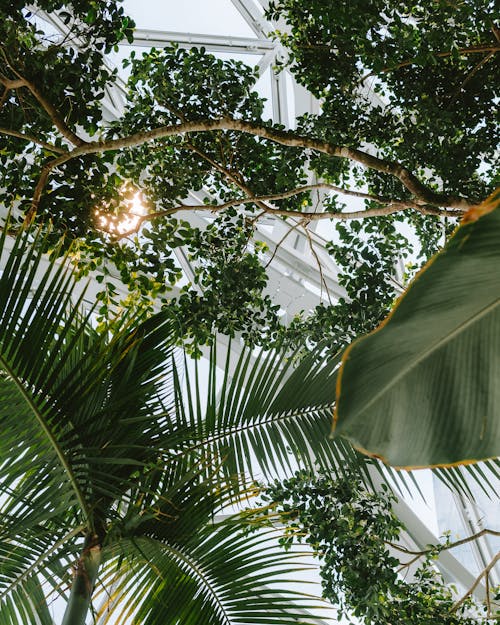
[61,534,102,625]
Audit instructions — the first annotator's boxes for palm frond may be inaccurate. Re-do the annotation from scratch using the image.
[169,343,339,474]
[0,222,190,525]
[164,342,413,497]
[94,519,329,625]
[0,574,54,625]
[0,524,83,623]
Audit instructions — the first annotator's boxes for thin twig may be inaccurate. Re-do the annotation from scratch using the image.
[303,225,332,304]
[485,567,491,618]
[388,528,500,558]
[248,209,268,226]
[359,44,500,83]
[448,52,495,103]
[0,86,9,110]
[397,553,424,572]
[185,140,275,215]
[265,219,304,268]
[451,551,500,612]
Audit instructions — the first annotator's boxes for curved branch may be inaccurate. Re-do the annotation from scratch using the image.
[388,527,500,557]
[23,79,86,147]
[55,118,474,210]
[105,188,462,240]
[25,151,73,223]
[0,72,85,147]
[0,76,25,90]
[265,219,304,269]
[184,140,275,215]
[27,117,476,219]
[397,552,424,572]
[303,225,332,304]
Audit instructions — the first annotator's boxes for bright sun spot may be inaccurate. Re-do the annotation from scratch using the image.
[95,185,149,236]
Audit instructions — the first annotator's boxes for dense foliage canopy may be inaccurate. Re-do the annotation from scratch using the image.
[256,471,500,623]
[0,1,499,623]
[0,0,497,351]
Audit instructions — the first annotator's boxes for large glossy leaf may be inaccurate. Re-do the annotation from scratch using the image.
[334,190,500,467]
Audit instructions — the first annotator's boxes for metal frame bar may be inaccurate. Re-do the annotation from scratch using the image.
[230,0,272,38]
[125,28,274,55]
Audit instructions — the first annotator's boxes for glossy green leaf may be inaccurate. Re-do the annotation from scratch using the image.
[334,190,500,467]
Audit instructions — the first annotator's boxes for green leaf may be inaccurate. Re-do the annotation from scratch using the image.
[334,189,500,467]
[96,520,328,625]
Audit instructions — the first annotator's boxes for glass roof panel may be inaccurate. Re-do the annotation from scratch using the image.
[122,0,257,37]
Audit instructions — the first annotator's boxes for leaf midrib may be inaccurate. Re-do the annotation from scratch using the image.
[349,297,500,420]
[141,537,232,625]
[178,404,332,457]
[0,524,86,600]
[0,354,92,524]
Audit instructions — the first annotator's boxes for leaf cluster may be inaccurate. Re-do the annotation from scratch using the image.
[258,471,496,624]
[1,0,133,136]
[267,0,498,197]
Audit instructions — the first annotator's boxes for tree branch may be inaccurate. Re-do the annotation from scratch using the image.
[448,51,496,104]
[0,86,10,110]
[0,76,26,90]
[53,118,474,209]
[25,151,73,224]
[27,117,476,218]
[303,225,332,304]
[103,188,462,240]
[397,552,425,573]
[0,72,85,147]
[265,219,304,269]
[388,527,500,557]
[184,140,275,215]
[485,567,491,618]
[359,44,500,83]
[0,127,66,154]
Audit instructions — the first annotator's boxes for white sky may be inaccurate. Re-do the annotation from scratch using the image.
[122,0,257,36]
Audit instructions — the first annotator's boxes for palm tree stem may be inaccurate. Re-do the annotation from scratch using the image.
[61,534,102,625]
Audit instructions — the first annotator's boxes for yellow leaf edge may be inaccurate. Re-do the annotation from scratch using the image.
[332,187,500,470]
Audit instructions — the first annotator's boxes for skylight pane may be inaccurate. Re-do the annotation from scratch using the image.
[122,0,257,37]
